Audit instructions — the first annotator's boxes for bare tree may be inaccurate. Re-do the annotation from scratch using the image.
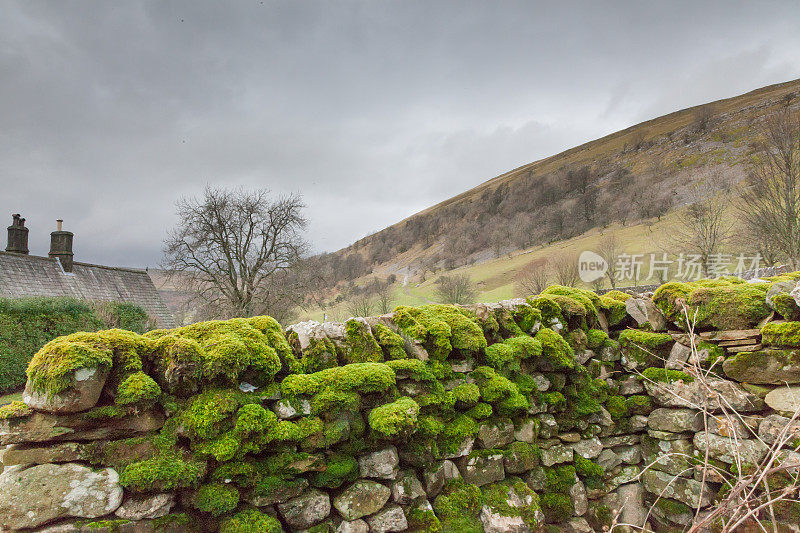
[668,176,732,277]
[376,284,394,314]
[551,252,580,287]
[740,109,800,268]
[596,234,621,289]
[346,293,375,318]
[435,273,478,305]
[163,186,307,318]
[515,258,550,296]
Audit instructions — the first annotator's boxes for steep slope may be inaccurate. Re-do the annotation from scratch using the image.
[325,78,800,283]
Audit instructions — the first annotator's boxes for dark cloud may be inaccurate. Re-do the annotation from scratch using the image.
[2,1,799,266]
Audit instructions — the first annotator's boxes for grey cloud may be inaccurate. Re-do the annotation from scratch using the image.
[1,1,799,265]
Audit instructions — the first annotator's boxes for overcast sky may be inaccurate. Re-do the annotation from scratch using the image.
[2,1,799,268]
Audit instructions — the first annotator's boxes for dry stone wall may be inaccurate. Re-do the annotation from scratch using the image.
[2,274,800,532]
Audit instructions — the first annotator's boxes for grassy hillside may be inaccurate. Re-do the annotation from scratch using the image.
[301,80,800,321]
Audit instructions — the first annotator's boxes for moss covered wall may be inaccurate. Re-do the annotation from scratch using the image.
[3,274,800,532]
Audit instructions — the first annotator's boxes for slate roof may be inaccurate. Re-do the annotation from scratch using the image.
[0,251,175,328]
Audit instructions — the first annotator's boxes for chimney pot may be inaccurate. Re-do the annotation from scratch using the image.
[49,219,74,272]
[6,213,29,255]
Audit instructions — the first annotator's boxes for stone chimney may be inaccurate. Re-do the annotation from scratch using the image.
[6,214,29,254]
[49,219,74,272]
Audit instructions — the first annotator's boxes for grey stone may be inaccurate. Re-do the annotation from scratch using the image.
[597,449,621,471]
[366,504,408,533]
[618,375,644,395]
[477,418,515,448]
[358,447,399,480]
[422,460,459,498]
[642,469,716,508]
[272,398,311,419]
[587,406,613,427]
[693,432,768,464]
[629,415,648,431]
[541,445,573,466]
[625,297,668,331]
[767,281,796,311]
[615,483,648,530]
[570,478,588,516]
[0,463,122,530]
[647,408,703,433]
[616,445,641,465]
[480,506,530,533]
[277,488,331,529]
[115,493,175,520]
[23,366,109,414]
[333,480,390,521]
[558,432,581,443]
[647,429,693,440]
[440,437,474,460]
[391,470,425,505]
[765,386,800,415]
[723,350,800,384]
[533,373,551,392]
[609,465,641,489]
[562,517,593,533]
[514,419,536,443]
[2,441,84,466]
[504,444,539,474]
[249,478,308,507]
[537,414,558,439]
[336,519,369,533]
[571,437,602,459]
[458,452,505,486]
[525,466,546,491]
[665,342,692,370]
[759,413,800,445]
[601,435,639,447]
[641,435,695,477]
[644,377,764,412]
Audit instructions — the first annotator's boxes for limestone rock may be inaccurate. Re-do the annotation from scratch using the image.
[115,493,175,520]
[570,478,588,516]
[271,397,311,419]
[647,408,703,433]
[422,460,460,498]
[477,418,515,448]
[759,413,800,445]
[358,446,399,480]
[277,488,331,529]
[514,419,537,443]
[615,483,648,530]
[0,463,123,530]
[2,441,83,466]
[765,386,800,415]
[597,449,621,471]
[562,517,594,533]
[626,297,668,331]
[693,432,768,465]
[248,478,308,507]
[366,504,408,533]
[641,469,716,508]
[723,349,800,384]
[336,519,369,533]
[23,367,110,414]
[440,437,474,460]
[666,342,692,370]
[571,437,602,459]
[618,375,644,395]
[541,444,573,466]
[537,414,558,439]
[504,444,539,474]
[391,470,425,505]
[0,408,164,446]
[333,480,391,520]
[644,377,764,412]
[458,452,505,486]
[479,506,530,533]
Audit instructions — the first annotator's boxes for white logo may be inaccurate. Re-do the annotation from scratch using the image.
[578,250,607,283]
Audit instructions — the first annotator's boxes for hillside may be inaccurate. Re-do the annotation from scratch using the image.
[298,78,800,321]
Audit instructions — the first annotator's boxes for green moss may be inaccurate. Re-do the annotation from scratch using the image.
[434,479,483,520]
[771,292,800,320]
[604,290,632,302]
[502,441,541,464]
[544,465,576,494]
[452,382,480,407]
[281,362,396,396]
[465,402,493,420]
[543,391,566,410]
[286,334,338,375]
[641,367,694,383]
[598,295,627,326]
[654,497,692,517]
[311,388,360,417]
[342,318,383,364]
[605,395,627,420]
[574,455,605,490]
[220,509,283,533]
[485,335,543,371]
[618,329,673,367]
[119,452,203,492]
[439,414,479,456]
[407,501,443,532]
[542,285,600,323]
[586,329,609,350]
[393,304,487,360]
[192,482,240,516]
[481,478,542,527]
[83,519,132,531]
[368,396,420,437]
[386,358,436,381]
[534,328,575,371]
[372,322,408,360]
[0,400,31,419]
[540,493,572,523]
[26,332,118,395]
[762,321,800,347]
[624,394,653,415]
[513,304,542,333]
[472,366,528,414]
[308,454,358,489]
[115,371,161,405]
[653,279,770,330]
[527,295,563,327]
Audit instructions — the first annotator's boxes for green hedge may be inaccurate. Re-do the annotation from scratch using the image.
[0,297,150,393]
